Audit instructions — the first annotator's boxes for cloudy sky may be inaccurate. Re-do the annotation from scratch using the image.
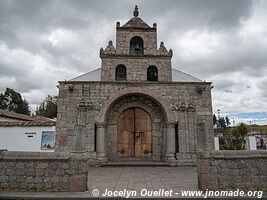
[0,0,267,125]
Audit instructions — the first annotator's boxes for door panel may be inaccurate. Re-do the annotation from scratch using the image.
[117,108,152,158]
[135,108,152,157]
[117,108,134,157]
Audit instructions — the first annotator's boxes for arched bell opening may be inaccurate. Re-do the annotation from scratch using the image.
[130,36,144,55]
[115,64,127,81]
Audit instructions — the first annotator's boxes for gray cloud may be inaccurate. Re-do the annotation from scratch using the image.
[0,0,266,119]
[257,79,267,99]
[141,0,253,33]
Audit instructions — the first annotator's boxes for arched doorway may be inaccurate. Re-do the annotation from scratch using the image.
[117,108,152,158]
[104,93,168,161]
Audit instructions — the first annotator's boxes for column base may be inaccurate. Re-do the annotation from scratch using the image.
[164,153,176,161]
[164,155,177,166]
[97,152,108,162]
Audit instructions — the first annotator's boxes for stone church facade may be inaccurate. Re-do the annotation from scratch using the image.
[56,6,214,164]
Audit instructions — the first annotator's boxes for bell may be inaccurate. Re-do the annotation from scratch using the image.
[135,43,140,50]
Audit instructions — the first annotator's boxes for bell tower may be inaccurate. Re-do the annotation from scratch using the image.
[100,6,173,82]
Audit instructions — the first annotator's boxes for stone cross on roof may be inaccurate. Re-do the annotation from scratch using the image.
[133,5,139,17]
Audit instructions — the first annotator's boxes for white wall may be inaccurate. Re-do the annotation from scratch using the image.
[246,136,257,150]
[214,137,220,150]
[0,126,55,152]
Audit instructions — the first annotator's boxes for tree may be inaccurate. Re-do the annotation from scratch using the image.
[36,95,57,119]
[220,123,248,150]
[216,116,227,133]
[0,88,31,115]
[231,122,247,150]
[213,114,217,127]
[225,115,231,127]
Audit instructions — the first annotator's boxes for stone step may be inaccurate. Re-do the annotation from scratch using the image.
[100,162,171,167]
[98,160,197,167]
[99,160,176,167]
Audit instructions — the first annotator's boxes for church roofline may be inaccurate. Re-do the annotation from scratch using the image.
[172,68,203,82]
[66,67,208,83]
[70,68,100,78]
[69,68,101,81]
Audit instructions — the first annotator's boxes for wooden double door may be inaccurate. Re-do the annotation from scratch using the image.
[117,108,152,158]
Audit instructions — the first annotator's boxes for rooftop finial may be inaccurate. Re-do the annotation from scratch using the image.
[133,5,139,17]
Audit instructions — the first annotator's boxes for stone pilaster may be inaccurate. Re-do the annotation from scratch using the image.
[178,110,187,153]
[187,107,196,153]
[165,122,176,160]
[96,123,107,161]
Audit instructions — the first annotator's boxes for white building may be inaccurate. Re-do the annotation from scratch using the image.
[0,109,56,152]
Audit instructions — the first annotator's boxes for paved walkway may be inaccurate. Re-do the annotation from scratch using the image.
[87,166,198,198]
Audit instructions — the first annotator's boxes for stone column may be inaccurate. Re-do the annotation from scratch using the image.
[165,122,176,160]
[96,123,107,161]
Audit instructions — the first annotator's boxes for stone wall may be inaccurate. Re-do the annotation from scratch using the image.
[100,22,173,82]
[197,150,267,191]
[56,81,214,159]
[0,151,96,192]
[100,56,172,82]
[116,28,157,55]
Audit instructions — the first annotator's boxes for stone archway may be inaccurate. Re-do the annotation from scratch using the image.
[105,93,167,161]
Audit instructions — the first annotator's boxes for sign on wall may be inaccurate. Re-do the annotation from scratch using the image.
[41,131,55,150]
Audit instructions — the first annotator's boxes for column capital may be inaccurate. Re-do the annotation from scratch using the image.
[95,122,106,128]
[166,122,176,127]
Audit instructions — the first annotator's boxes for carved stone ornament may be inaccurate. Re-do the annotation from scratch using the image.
[187,103,195,112]
[179,102,187,112]
[170,102,195,112]
[170,102,179,111]
[68,84,74,92]
[195,85,206,94]
[95,99,103,111]
[161,92,168,100]
[77,101,93,110]
[104,40,116,54]
[99,47,104,56]
[158,41,169,56]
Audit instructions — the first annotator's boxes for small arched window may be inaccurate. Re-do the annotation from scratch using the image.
[130,36,144,55]
[115,65,127,81]
[147,65,158,81]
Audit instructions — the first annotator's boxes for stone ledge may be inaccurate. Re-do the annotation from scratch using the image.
[116,26,156,31]
[0,151,70,160]
[59,81,211,85]
[100,54,171,59]
[198,150,267,159]
[70,152,97,160]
